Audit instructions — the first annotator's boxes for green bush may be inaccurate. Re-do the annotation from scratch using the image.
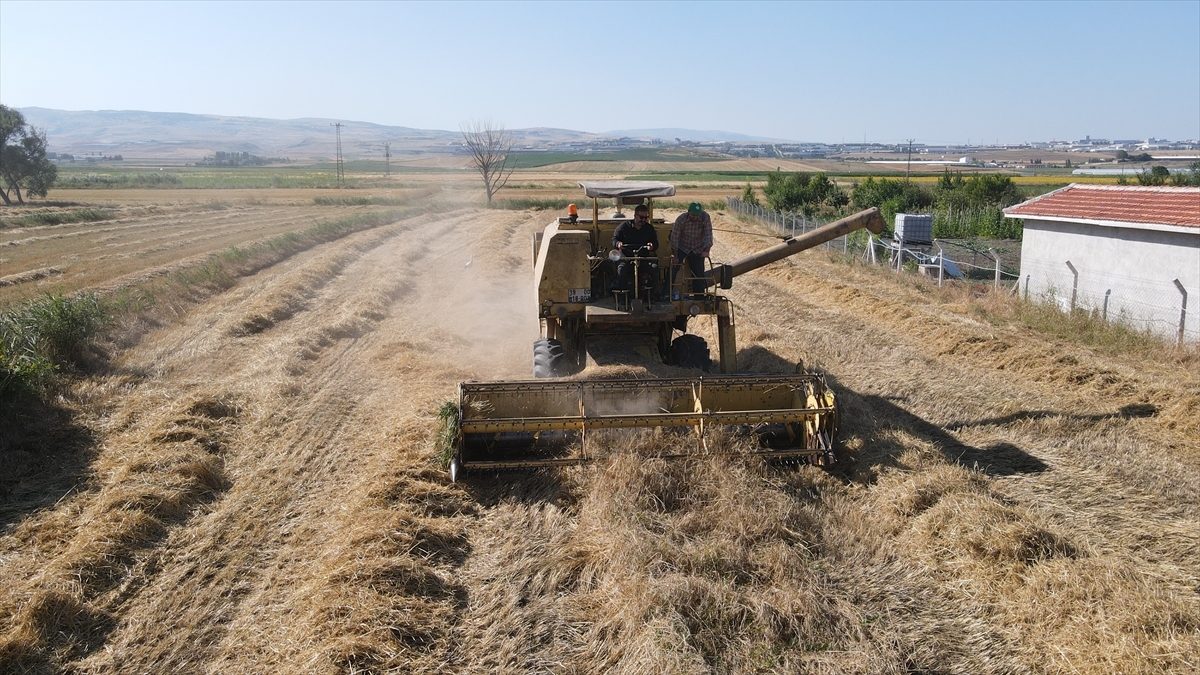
[1,293,109,400]
[740,182,760,207]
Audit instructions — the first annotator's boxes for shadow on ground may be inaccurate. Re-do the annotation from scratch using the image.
[0,396,97,533]
[737,343,1050,479]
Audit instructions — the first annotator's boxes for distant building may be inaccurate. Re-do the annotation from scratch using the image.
[1004,185,1200,342]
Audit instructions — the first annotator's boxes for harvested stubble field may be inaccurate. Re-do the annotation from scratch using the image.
[0,188,1198,674]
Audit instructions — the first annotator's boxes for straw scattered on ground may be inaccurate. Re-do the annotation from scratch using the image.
[1,197,1197,673]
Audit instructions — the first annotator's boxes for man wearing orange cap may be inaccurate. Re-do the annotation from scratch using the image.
[670,202,712,296]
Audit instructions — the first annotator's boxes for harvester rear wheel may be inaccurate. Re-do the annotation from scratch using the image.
[533,338,567,378]
[669,334,710,371]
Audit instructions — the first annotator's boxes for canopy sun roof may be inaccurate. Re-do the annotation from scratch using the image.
[578,181,676,199]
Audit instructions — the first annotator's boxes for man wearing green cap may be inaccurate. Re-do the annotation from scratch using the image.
[669,202,713,296]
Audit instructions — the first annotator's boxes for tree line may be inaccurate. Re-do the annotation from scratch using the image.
[199,151,290,167]
[744,170,1027,240]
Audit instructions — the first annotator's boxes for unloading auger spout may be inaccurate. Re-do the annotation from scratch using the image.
[442,185,886,482]
[710,207,885,288]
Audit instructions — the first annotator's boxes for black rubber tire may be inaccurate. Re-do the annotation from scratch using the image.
[533,338,567,378]
[669,334,710,371]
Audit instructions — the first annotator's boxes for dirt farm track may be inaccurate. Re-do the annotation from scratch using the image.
[1,189,1198,673]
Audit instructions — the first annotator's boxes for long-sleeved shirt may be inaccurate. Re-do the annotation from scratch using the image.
[670,211,713,255]
[612,220,659,252]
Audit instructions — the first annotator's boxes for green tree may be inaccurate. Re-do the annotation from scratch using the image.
[1136,165,1170,186]
[740,182,759,206]
[762,171,844,215]
[850,176,933,226]
[0,105,57,205]
[1114,149,1129,160]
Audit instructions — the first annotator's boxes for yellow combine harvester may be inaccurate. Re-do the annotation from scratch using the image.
[445,182,884,481]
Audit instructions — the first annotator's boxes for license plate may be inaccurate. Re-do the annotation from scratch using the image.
[568,288,591,303]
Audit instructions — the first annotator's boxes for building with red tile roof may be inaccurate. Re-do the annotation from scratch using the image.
[1004,184,1199,343]
[1005,184,1199,229]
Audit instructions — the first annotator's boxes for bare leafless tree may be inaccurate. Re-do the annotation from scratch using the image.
[461,120,516,205]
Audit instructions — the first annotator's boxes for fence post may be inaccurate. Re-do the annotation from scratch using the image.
[895,234,905,272]
[1102,289,1111,322]
[935,239,944,287]
[1174,279,1188,347]
[989,247,1000,290]
[1024,275,1030,301]
[1065,260,1078,312]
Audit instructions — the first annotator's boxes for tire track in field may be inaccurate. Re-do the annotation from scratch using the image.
[61,208,532,672]
[0,210,432,671]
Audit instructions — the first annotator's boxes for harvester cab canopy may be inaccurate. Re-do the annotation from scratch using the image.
[578,181,676,219]
[578,180,676,200]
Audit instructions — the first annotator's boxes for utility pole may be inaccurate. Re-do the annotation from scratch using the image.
[905,138,914,182]
[383,142,391,177]
[332,122,345,186]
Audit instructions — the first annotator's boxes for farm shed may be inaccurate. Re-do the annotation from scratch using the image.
[1004,184,1200,343]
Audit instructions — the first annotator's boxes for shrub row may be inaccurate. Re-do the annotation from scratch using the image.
[0,208,115,229]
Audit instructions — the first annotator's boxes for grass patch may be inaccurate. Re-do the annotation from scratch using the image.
[1,293,110,402]
[55,172,183,189]
[0,208,116,229]
[976,293,1193,359]
[491,197,578,210]
[313,195,408,206]
[508,147,728,169]
[434,401,459,469]
[53,166,361,190]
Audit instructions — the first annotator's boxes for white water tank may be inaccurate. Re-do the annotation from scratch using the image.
[894,213,933,244]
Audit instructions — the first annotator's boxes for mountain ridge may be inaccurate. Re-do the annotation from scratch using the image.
[16,107,779,160]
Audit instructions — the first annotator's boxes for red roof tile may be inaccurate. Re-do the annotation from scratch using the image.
[1004,184,1200,228]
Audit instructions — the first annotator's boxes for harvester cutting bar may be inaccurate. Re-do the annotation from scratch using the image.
[452,374,839,479]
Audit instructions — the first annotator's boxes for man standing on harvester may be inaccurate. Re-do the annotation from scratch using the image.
[611,204,659,295]
[670,201,713,297]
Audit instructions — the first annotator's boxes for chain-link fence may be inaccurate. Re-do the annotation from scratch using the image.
[722,196,1197,345]
[725,197,858,254]
[1019,259,1197,345]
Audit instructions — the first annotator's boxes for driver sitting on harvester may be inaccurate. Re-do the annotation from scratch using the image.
[611,203,659,296]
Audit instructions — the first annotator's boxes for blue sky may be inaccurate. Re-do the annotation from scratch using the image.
[1,1,1197,143]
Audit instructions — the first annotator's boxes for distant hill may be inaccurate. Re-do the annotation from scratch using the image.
[15,108,781,161]
[17,108,612,161]
[603,128,793,143]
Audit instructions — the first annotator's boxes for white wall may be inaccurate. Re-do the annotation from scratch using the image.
[1018,218,1200,341]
